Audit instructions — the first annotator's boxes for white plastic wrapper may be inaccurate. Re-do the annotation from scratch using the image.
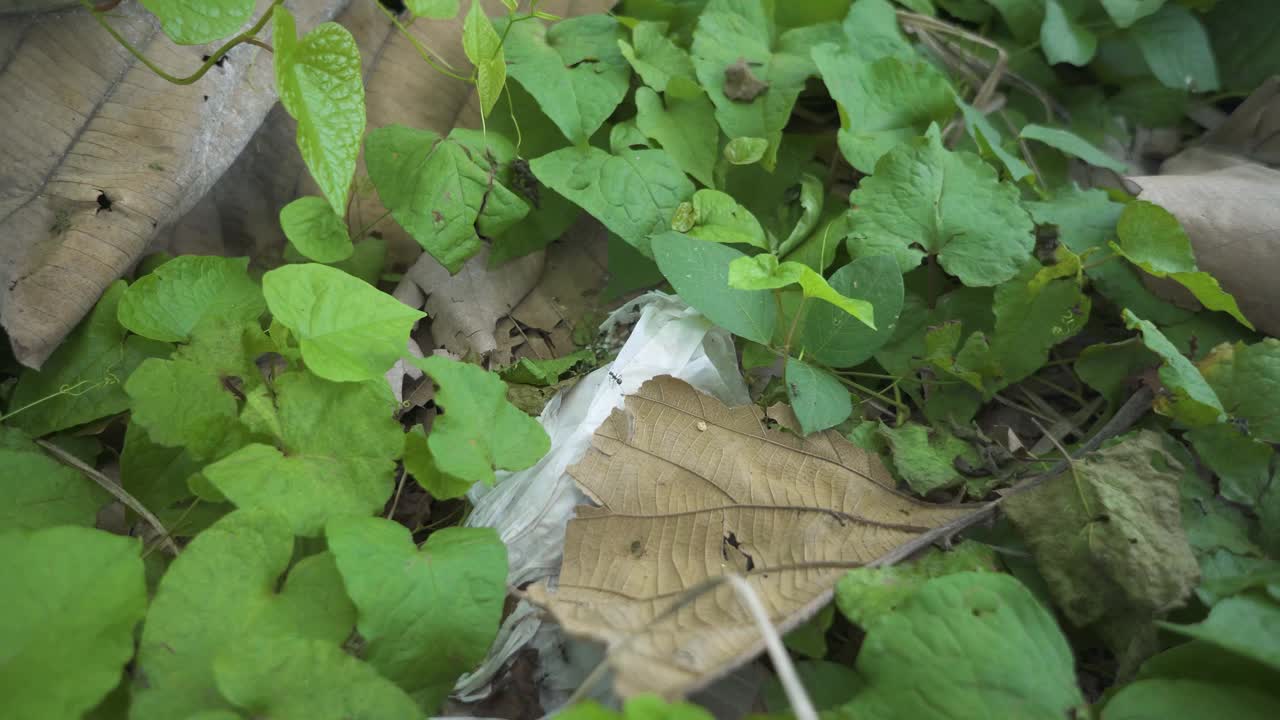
[454,293,750,703]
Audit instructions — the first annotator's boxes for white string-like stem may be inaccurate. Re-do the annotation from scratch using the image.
[725,574,818,720]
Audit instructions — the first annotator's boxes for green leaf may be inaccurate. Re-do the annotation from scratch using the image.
[619,21,697,92]
[280,196,354,264]
[836,542,999,627]
[981,253,1091,389]
[213,635,420,719]
[402,428,473,500]
[814,51,956,173]
[795,255,903,368]
[1204,0,1280,94]
[723,136,769,165]
[1101,0,1166,27]
[1130,4,1220,92]
[366,125,529,272]
[408,355,550,486]
[729,254,875,328]
[558,696,716,720]
[764,660,864,714]
[1198,339,1280,442]
[1102,678,1280,720]
[262,263,425,382]
[986,0,1046,41]
[610,120,651,154]
[785,357,852,435]
[1021,123,1128,172]
[634,83,719,188]
[462,0,505,118]
[120,421,201,522]
[691,0,840,168]
[327,519,507,710]
[125,357,244,462]
[139,0,254,45]
[1124,310,1225,426]
[840,573,1085,719]
[132,509,356,719]
[956,100,1033,181]
[876,422,978,496]
[776,173,824,257]
[117,256,264,343]
[0,526,145,720]
[1162,593,1280,672]
[273,7,366,215]
[407,0,458,19]
[0,427,106,531]
[203,372,402,536]
[7,281,169,437]
[1114,201,1253,329]
[1004,430,1200,628]
[531,146,693,257]
[501,14,630,144]
[1075,339,1158,406]
[1027,187,1190,325]
[650,232,776,344]
[783,603,834,659]
[672,189,768,249]
[500,349,592,387]
[847,126,1035,287]
[1041,0,1097,66]
[829,0,915,63]
[1186,424,1274,507]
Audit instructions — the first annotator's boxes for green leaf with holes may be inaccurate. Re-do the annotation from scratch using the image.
[366,125,529,272]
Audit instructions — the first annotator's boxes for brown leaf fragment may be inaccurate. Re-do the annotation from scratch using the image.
[723,58,768,102]
[527,376,978,698]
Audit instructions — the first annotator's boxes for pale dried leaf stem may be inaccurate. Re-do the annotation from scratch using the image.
[36,438,180,556]
[725,574,818,720]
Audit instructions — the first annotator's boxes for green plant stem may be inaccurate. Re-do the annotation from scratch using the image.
[1082,252,1120,271]
[782,297,808,355]
[0,379,102,424]
[81,0,282,85]
[375,1,472,83]
[835,374,909,412]
[351,208,394,239]
[494,13,539,58]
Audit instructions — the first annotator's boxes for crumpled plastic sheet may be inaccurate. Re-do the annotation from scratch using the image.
[452,293,750,707]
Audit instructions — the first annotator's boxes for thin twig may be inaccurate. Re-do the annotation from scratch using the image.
[36,439,180,556]
[726,575,818,720]
[386,467,408,520]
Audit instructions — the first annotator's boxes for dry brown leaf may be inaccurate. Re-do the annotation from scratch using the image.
[397,245,546,360]
[1127,78,1280,336]
[528,376,978,698]
[0,0,346,367]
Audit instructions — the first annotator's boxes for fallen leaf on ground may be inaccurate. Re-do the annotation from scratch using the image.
[528,376,979,698]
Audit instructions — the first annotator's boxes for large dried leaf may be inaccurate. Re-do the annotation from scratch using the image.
[1126,78,1280,336]
[528,376,978,698]
[0,0,346,368]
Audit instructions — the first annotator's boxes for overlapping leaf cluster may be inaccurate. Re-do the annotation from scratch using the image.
[5,0,1280,718]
